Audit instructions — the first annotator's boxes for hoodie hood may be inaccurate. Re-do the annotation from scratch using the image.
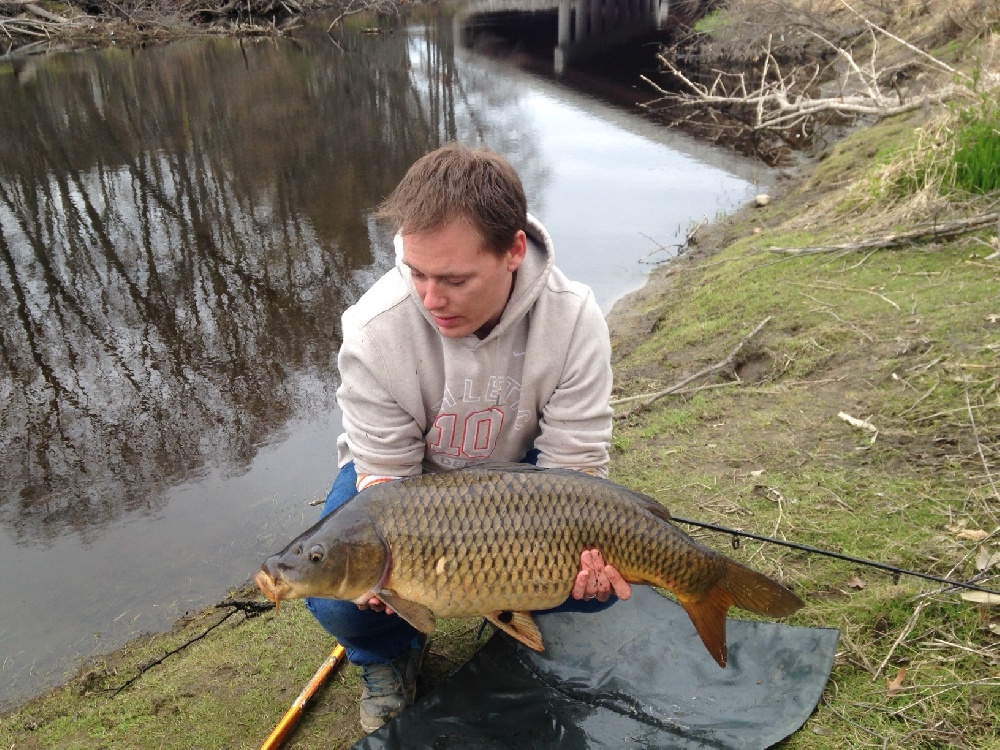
[393,213,555,348]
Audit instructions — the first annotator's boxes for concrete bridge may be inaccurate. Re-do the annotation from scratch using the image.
[457,0,667,72]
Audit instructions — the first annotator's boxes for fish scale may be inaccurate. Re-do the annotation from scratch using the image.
[256,463,804,667]
[364,468,722,615]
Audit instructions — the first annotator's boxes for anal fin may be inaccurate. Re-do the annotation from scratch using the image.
[377,591,437,634]
[486,610,545,651]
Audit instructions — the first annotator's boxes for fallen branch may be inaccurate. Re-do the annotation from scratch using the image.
[642,45,963,134]
[793,280,901,310]
[24,2,68,22]
[614,316,771,417]
[641,7,986,161]
[0,15,66,35]
[609,380,738,407]
[838,411,879,444]
[326,0,397,31]
[770,212,1000,255]
[838,411,878,432]
[836,0,973,84]
[637,216,708,263]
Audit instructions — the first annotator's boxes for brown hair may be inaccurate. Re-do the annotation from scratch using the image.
[377,143,527,256]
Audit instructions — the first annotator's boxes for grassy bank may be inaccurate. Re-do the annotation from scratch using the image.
[605,114,1000,746]
[2,11,999,750]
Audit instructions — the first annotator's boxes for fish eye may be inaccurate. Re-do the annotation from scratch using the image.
[308,545,325,563]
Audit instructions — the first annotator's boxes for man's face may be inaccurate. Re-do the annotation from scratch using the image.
[402,219,526,339]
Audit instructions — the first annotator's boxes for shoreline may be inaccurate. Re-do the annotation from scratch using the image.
[0,0,341,53]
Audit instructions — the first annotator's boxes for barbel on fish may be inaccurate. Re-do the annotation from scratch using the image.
[255,464,803,667]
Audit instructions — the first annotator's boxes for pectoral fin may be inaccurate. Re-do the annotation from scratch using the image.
[377,591,436,634]
[486,610,545,651]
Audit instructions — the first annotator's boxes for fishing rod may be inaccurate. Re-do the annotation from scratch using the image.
[672,516,1000,597]
[260,644,346,750]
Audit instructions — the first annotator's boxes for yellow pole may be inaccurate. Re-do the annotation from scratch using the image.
[260,644,347,750]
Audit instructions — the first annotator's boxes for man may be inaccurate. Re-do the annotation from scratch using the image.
[306,143,631,733]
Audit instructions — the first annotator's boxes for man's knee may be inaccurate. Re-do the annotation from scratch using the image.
[319,462,359,520]
[306,596,368,637]
[306,597,411,639]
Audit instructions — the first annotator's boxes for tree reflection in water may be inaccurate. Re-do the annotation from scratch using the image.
[0,20,543,545]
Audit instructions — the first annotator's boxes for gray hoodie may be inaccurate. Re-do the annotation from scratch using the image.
[336,214,613,479]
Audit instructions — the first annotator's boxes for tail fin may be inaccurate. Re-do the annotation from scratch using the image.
[720,557,803,618]
[677,559,803,669]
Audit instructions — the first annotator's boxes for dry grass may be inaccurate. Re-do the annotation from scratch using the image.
[697,0,1000,63]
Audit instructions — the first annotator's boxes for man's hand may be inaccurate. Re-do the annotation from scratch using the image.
[572,548,632,602]
[357,596,396,615]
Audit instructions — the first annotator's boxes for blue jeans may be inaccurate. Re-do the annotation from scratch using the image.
[305,458,617,665]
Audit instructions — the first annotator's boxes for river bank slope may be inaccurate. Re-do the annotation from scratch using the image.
[2,2,999,748]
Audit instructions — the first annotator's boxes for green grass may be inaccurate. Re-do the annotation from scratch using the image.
[692,9,733,35]
[848,96,1000,204]
[953,98,1000,194]
[605,112,999,746]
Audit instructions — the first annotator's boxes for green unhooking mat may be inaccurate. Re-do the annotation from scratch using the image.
[353,586,839,749]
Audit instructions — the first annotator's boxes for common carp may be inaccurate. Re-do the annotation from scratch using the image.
[255,464,802,667]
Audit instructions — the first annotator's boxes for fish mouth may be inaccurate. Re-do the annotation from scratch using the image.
[254,568,292,610]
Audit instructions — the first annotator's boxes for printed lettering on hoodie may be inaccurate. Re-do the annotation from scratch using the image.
[429,375,531,466]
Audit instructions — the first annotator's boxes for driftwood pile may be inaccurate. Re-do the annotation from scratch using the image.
[0,0,383,46]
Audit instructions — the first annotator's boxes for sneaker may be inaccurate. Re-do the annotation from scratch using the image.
[358,635,429,733]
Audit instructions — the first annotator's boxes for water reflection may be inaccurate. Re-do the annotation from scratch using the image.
[0,33,430,543]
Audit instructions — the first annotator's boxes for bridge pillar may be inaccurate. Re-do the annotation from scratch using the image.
[458,0,667,74]
[574,0,588,42]
[558,0,572,46]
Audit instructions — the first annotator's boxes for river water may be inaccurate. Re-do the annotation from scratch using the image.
[0,14,766,709]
